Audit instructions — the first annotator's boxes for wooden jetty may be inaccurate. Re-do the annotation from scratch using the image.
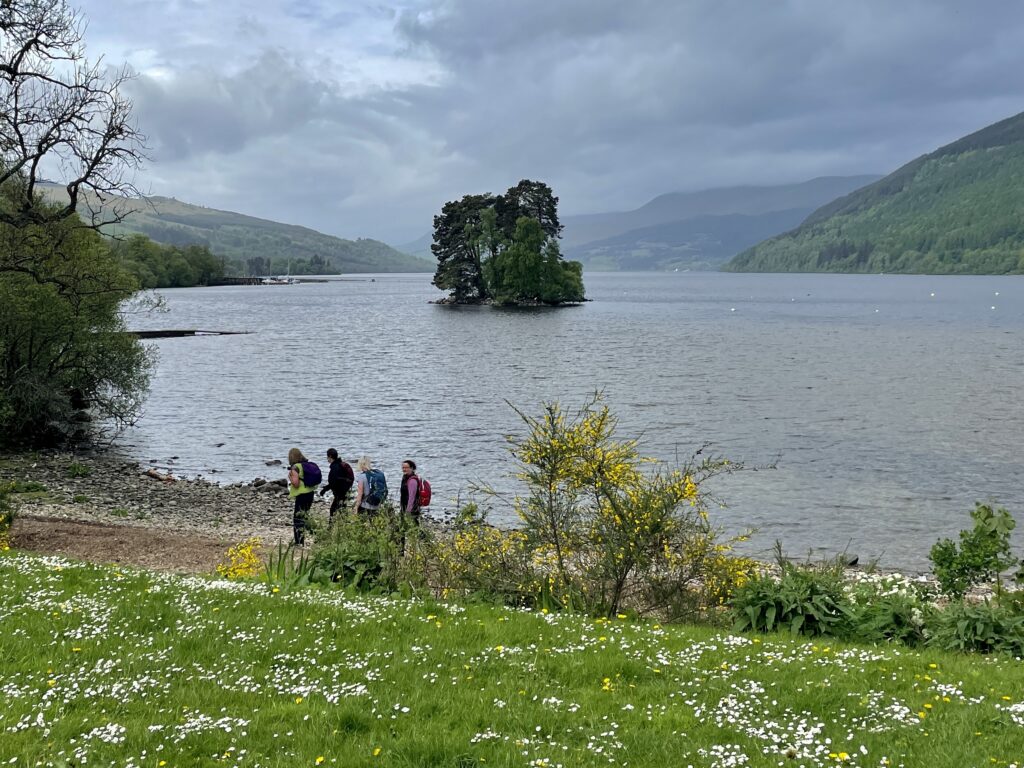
[130,330,252,339]
[213,276,263,286]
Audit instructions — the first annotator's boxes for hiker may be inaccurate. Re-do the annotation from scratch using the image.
[321,448,354,522]
[400,459,422,525]
[287,447,319,545]
[353,455,387,516]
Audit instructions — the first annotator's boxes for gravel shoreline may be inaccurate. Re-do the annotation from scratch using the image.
[1,450,305,544]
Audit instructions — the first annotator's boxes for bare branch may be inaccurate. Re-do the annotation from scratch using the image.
[1,0,145,231]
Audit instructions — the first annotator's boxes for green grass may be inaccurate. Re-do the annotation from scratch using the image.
[1,551,1023,767]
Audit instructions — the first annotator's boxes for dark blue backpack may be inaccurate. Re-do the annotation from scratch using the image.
[364,469,388,506]
[300,460,322,488]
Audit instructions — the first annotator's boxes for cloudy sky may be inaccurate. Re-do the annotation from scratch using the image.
[76,0,1024,244]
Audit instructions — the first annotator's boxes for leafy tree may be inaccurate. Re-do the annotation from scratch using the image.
[495,179,563,241]
[0,0,152,445]
[109,235,225,288]
[432,181,584,305]
[0,197,152,445]
[431,193,494,302]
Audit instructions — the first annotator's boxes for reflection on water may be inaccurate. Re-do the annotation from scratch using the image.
[121,272,1024,569]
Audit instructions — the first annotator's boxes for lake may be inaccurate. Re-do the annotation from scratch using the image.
[121,272,1024,569]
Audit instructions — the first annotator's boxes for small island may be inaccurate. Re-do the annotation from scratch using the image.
[431,179,585,306]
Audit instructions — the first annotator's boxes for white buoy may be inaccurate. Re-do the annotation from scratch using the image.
[930,292,935,297]
[730,307,736,312]
[995,291,1000,296]
[992,306,996,310]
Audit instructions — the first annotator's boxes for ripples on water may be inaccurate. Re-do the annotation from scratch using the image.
[121,272,1024,569]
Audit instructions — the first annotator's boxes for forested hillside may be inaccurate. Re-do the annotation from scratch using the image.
[39,185,431,274]
[726,111,1024,274]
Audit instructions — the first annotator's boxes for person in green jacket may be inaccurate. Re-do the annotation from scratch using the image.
[287,447,317,545]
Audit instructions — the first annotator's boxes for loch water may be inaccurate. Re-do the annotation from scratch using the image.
[121,272,1024,569]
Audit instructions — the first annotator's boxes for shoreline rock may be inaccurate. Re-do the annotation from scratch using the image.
[1,450,295,544]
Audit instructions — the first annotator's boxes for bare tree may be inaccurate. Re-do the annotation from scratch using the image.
[0,0,144,232]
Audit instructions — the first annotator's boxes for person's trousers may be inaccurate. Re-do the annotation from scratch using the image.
[293,492,314,545]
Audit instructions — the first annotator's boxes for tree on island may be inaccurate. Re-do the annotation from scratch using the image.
[0,0,151,446]
[431,180,584,306]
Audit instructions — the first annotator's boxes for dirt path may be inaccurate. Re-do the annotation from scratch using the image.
[10,514,240,575]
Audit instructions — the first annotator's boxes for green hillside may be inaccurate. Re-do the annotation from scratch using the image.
[726,111,1024,274]
[39,185,432,274]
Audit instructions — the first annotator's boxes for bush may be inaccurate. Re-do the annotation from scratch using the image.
[847,593,931,646]
[837,571,936,646]
[427,503,539,607]
[929,503,1020,597]
[310,505,425,593]
[456,395,746,619]
[0,193,153,447]
[730,559,853,637]
[927,599,1024,656]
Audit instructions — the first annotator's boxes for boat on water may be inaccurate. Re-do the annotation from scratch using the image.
[260,262,300,285]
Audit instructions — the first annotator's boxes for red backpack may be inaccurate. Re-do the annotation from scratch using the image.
[415,475,431,508]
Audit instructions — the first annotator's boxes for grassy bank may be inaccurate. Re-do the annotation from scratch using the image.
[1,551,1022,767]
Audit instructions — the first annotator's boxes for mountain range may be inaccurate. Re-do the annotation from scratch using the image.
[726,110,1024,274]
[398,176,881,271]
[39,184,432,274]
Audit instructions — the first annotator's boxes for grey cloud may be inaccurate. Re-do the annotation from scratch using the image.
[127,51,333,161]
[88,0,1024,242]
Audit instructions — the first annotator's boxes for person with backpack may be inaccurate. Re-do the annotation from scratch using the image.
[400,459,430,525]
[287,447,321,546]
[354,455,387,516]
[321,448,354,523]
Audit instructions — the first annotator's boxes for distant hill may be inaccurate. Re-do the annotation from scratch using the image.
[565,208,814,271]
[395,176,880,270]
[39,184,432,274]
[560,176,881,249]
[396,232,433,260]
[726,111,1024,274]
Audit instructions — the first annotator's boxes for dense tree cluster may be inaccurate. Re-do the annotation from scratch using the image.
[110,235,225,288]
[1,0,150,446]
[431,180,585,305]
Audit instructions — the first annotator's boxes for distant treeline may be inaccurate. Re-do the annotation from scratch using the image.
[110,235,227,288]
[110,235,344,288]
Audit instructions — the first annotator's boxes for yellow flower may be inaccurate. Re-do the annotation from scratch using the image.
[373,747,382,757]
[294,696,303,704]
[315,758,325,766]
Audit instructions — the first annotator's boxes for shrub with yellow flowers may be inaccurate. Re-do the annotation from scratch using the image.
[461,394,751,619]
[425,502,541,605]
[215,536,264,580]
